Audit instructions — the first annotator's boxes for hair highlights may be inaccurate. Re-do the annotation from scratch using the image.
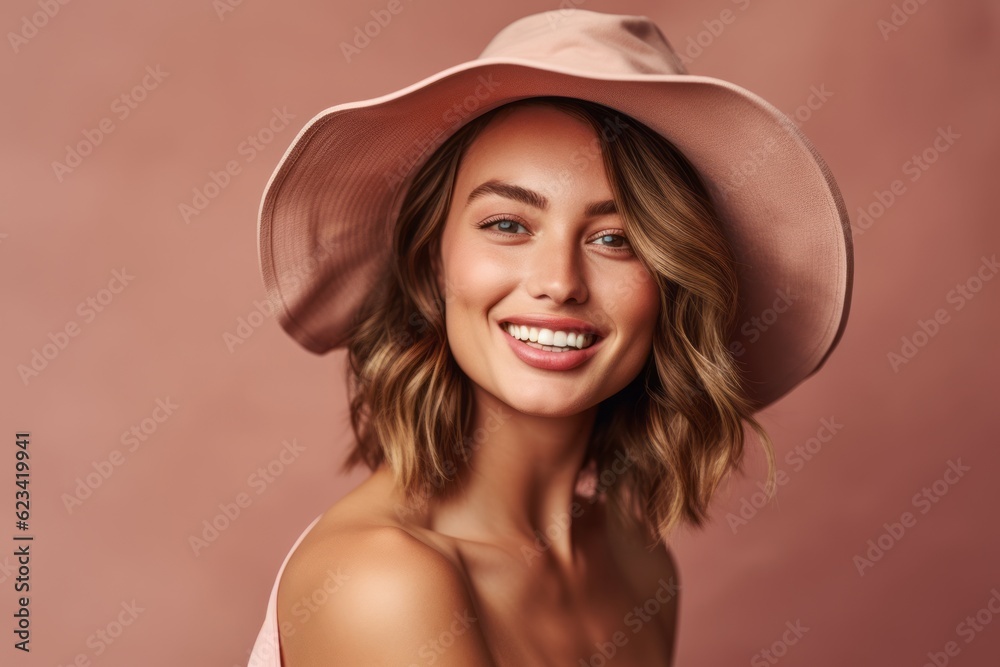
[341,96,776,545]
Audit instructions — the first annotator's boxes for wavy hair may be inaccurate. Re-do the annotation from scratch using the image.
[341,96,776,546]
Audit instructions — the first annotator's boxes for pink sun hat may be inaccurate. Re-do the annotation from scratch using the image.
[256,8,854,410]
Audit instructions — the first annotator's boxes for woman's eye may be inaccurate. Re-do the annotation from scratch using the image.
[591,233,631,251]
[477,219,633,255]
[478,217,528,234]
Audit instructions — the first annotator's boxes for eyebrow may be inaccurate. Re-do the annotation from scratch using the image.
[465,179,618,217]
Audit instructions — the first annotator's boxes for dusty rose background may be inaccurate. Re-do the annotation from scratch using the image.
[2,0,998,665]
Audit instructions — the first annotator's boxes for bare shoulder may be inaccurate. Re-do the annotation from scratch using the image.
[277,519,495,667]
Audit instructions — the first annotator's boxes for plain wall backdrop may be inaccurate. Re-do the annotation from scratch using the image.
[2,0,998,665]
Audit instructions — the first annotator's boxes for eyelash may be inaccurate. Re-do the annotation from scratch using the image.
[475,215,634,255]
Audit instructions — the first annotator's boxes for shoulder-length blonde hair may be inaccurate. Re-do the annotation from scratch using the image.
[341,95,775,546]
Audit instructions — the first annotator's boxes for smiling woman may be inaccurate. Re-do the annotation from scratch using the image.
[248,9,852,667]
[437,102,663,409]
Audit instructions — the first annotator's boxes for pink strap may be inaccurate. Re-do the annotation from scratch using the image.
[248,514,324,667]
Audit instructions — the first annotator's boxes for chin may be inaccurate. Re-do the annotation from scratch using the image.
[492,387,598,419]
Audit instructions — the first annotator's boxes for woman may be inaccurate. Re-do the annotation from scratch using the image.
[248,9,852,667]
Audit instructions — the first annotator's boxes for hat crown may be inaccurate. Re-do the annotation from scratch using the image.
[478,9,689,77]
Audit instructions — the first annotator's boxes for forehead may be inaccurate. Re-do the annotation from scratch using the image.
[452,105,611,200]
[466,104,598,157]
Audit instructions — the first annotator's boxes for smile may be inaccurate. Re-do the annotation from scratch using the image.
[501,322,598,352]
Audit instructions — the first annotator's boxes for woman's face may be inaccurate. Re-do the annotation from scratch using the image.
[435,104,661,417]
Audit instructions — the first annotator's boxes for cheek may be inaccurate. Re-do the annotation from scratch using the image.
[441,250,516,386]
[606,266,660,330]
[441,245,513,328]
[613,270,661,370]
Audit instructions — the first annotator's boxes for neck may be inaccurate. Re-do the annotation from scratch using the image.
[426,386,598,567]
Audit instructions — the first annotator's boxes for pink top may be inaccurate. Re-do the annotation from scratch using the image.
[247,514,323,667]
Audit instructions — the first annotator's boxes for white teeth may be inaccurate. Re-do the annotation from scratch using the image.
[503,323,596,350]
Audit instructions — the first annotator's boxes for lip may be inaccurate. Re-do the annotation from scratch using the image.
[498,320,605,371]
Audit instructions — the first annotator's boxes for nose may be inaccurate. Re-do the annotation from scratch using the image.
[525,230,589,305]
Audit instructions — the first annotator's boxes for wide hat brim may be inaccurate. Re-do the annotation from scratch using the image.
[258,56,853,411]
